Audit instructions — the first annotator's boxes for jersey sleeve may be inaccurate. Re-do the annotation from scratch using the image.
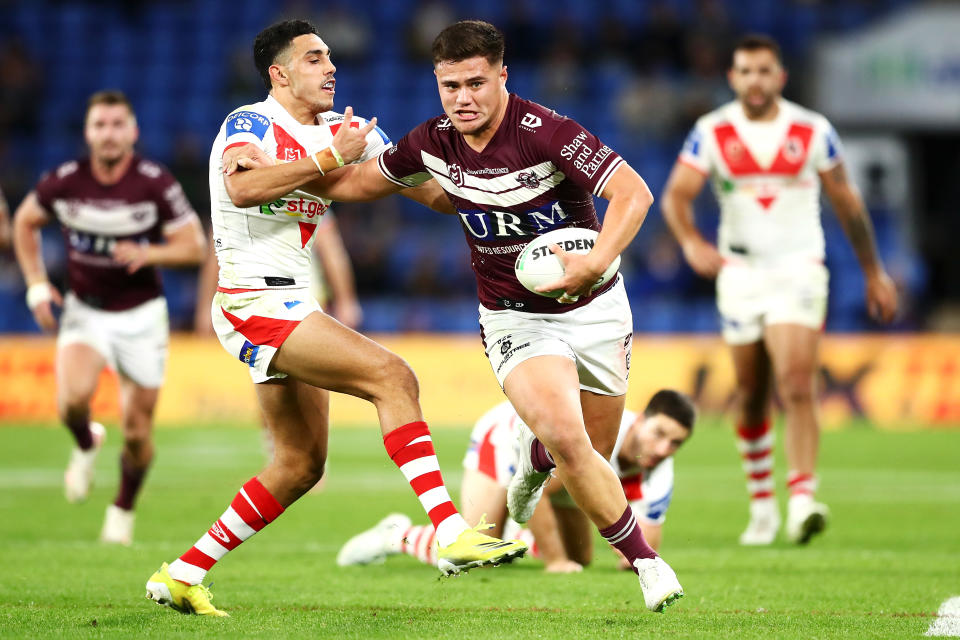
[633,458,674,525]
[222,108,272,153]
[152,165,200,233]
[377,121,433,187]
[546,118,625,197]
[811,117,844,173]
[357,118,393,163]
[677,119,712,176]
[33,171,59,217]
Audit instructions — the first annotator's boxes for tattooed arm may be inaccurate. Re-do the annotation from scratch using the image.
[819,163,898,323]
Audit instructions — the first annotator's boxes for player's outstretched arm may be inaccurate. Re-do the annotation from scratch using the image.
[819,162,898,323]
[399,180,457,215]
[527,492,583,574]
[224,107,377,208]
[12,191,62,331]
[112,216,207,274]
[535,164,653,300]
[661,162,722,278]
[301,158,406,203]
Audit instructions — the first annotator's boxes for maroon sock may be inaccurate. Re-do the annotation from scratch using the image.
[65,414,93,450]
[114,454,149,510]
[600,506,658,572]
[530,439,555,473]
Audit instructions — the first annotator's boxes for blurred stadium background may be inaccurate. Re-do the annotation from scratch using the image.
[0,0,958,428]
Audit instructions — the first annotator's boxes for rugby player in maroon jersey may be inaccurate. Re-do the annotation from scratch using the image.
[226,20,684,612]
[12,90,206,546]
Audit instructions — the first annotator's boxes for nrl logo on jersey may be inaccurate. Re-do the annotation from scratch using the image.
[448,163,464,187]
[516,171,540,189]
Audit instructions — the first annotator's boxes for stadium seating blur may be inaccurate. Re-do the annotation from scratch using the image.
[0,0,923,332]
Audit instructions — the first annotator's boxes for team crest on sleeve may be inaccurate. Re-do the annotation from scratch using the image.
[225,111,270,140]
[682,129,702,157]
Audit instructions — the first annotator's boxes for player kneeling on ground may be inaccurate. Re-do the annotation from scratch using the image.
[339,389,695,575]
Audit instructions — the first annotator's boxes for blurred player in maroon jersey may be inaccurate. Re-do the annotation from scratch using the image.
[12,90,206,546]
[226,20,684,613]
[0,185,11,250]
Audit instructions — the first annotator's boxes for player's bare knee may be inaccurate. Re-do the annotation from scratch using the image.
[777,370,816,406]
[544,430,592,467]
[374,354,420,403]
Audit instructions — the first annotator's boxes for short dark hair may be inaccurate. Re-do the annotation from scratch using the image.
[731,34,783,67]
[86,90,135,120]
[643,389,697,433]
[253,20,321,90]
[431,20,505,66]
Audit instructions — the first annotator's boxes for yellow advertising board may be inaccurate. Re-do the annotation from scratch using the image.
[1,334,958,428]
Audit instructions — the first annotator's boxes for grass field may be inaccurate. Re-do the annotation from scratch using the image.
[0,418,958,639]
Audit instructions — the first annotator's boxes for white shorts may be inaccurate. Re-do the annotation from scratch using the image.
[478,276,632,396]
[461,405,521,487]
[211,288,322,383]
[717,260,829,345]
[58,293,169,388]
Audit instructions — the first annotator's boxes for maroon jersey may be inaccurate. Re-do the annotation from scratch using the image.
[34,154,196,310]
[379,94,625,313]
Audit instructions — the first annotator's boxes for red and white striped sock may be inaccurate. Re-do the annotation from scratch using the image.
[167,477,284,585]
[787,471,817,498]
[737,420,775,501]
[400,524,438,566]
[383,421,469,548]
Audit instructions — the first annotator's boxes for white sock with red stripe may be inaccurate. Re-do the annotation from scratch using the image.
[383,421,469,548]
[737,420,775,502]
[787,471,817,498]
[399,524,438,566]
[167,477,284,585]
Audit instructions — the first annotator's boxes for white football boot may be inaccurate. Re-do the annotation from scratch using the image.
[634,557,684,612]
[100,504,134,546]
[64,421,106,503]
[506,422,552,525]
[739,498,781,546]
[336,513,412,566]
[785,494,829,544]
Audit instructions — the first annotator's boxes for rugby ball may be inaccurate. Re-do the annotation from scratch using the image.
[514,227,620,298]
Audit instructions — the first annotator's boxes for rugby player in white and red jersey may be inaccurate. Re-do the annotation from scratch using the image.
[661,35,898,546]
[226,19,684,613]
[144,20,525,618]
[337,389,695,575]
[12,90,207,546]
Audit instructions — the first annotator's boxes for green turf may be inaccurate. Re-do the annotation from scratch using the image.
[0,419,958,639]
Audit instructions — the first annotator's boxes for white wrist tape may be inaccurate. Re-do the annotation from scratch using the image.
[26,282,53,309]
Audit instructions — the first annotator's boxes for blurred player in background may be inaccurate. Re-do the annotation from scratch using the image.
[0,185,11,250]
[11,90,206,546]
[338,389,695,574]
[661,35,898,546]
[145,20,525,618]
[226,19,684,613]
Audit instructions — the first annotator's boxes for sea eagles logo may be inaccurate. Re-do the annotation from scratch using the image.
[500,337,513,355]
[516,171,540,189]
[448,163,464,187]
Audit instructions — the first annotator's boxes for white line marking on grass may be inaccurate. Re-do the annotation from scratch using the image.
[927,597,960,637]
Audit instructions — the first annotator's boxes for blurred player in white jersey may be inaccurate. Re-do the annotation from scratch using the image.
[661,35,898,546]
[12,90,207,546]
[337,389,695,574]
[226,20,684,613]
[144,20,525,618]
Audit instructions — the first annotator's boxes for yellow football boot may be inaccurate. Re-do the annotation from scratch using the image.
[436,517,527,575]
[145,562,229,617]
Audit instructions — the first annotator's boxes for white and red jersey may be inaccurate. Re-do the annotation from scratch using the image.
[463,402,675,525]
[679,99,843,264]
[209,95,390,290]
